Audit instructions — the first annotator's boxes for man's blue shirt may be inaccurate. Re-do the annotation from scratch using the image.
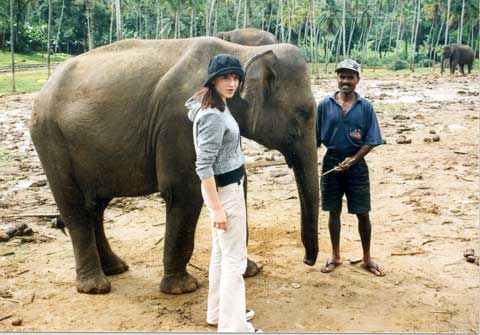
[316,92,383,154]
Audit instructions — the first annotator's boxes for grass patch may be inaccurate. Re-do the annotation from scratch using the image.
[0,51,71,66]
[0,148,13,167]
[0,70,48,93]
[308,60,480,78]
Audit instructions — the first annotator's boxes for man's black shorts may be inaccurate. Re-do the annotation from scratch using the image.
[320,150,371,214]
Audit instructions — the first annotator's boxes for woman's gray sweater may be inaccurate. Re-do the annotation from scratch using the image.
[186,97,245,180]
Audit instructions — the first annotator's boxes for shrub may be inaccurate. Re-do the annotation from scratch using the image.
[389,59,409,71]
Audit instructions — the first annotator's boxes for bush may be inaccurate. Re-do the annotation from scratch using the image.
[389,59,409,71]
[420,59,433,67]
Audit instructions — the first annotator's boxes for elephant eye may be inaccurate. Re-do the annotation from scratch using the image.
[296,108,312,122]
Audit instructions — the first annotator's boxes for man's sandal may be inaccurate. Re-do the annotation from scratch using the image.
[360,262,386,277]
[320,260,342,273]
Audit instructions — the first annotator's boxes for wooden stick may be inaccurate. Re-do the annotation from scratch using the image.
[391,250,425,256]
[1,213,58,219]
[321,166,340,176]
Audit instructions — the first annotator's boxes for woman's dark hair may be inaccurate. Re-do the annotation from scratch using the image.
[192,83,226,111]
[192,74,242,112]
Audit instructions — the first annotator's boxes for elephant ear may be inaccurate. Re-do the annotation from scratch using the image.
[238,50,278,133]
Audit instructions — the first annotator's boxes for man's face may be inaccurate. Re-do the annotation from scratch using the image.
[337,69,360,95]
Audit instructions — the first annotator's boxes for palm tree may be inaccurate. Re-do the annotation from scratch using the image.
[9,0,15,92]
[116,0,123,40]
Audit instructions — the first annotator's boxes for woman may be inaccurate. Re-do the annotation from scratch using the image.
[186,54,261,333]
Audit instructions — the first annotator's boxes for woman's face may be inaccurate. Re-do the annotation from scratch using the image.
[213,73,240,101]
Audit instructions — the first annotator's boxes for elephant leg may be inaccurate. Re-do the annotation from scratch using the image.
[93,198,129,276]
[460,65,465,75]
[450,61,456,74]
[242,172,261,278]
[468,64,472,73]
[52,186,110,294]
[159,185,203,294]
[32,130,110,294]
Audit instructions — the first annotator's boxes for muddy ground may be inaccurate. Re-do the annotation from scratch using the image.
[0,74,479,333]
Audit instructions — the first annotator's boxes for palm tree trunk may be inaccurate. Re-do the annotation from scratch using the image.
[387,0,397,53]
[361,17,373,71]
[109,0,114,43]
[145,14,149,39]
[156,2,160,39]
[243,0,248,28]
[287,0,292,43]
[335,26,342,67]
[280,0,285,42]
[55,0,65,52]
[373,13,388,72]
[347,18,356,57]
[10,0,15,92]
[115,0,122,40]
[410,0,420,72]
[325,27,341,73]
[458,0,465,44]
[432,15,445,71]
[190,5,194,38]
[86,1,94,51]
[214,5,218,35]
[47,0,52,77]
[342,0,346,58]
[444,0,450,45]
[235,0,242,29]
[266,3,273,32]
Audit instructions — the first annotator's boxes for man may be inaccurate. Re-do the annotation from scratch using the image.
[316,59,385,276]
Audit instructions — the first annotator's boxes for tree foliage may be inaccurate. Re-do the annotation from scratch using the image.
[1,0,479,68]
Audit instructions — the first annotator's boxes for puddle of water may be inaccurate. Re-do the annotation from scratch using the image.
[15,180,32,189]
[448,125,466,130]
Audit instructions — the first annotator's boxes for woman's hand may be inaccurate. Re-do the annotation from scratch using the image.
[213,208,228,231]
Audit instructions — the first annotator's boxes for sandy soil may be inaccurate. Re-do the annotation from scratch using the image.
[0,73,479,333]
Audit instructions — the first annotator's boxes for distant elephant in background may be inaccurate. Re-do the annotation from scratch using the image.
[441,44,474,75]
[217,28,278,46]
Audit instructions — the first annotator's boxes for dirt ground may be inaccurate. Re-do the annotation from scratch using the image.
[0,73,479,333]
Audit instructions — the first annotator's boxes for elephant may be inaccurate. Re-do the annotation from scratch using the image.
[441,43,474,75]
[29,37,319,295]
[217,28,278,46]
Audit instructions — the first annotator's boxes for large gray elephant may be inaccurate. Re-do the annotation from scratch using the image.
[30,37,319,295]
[441,43,474,75]
[217,28,278,46]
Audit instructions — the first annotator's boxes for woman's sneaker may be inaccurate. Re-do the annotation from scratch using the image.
[207,309,255,327]
[246,309,255,321]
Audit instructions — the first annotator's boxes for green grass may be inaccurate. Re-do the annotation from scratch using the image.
[308,59,480,78]
[0,148,13,168]
[0,50,71,66]
[0,70,48,93]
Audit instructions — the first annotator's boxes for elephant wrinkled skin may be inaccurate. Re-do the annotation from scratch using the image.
[30,37,319,295]
[217,28,278,46]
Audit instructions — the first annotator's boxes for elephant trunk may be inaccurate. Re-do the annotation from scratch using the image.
[288,142,319,266]
[440,54,445,74]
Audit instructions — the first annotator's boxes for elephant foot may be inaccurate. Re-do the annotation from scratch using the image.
[76,273,111,294]
[243,258,261,278]
[101,256,129,275]
[160,272,199,295]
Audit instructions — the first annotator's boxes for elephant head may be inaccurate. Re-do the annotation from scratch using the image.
[229,47,319,265]
[441,45,452,74]
[216,32,229,42]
